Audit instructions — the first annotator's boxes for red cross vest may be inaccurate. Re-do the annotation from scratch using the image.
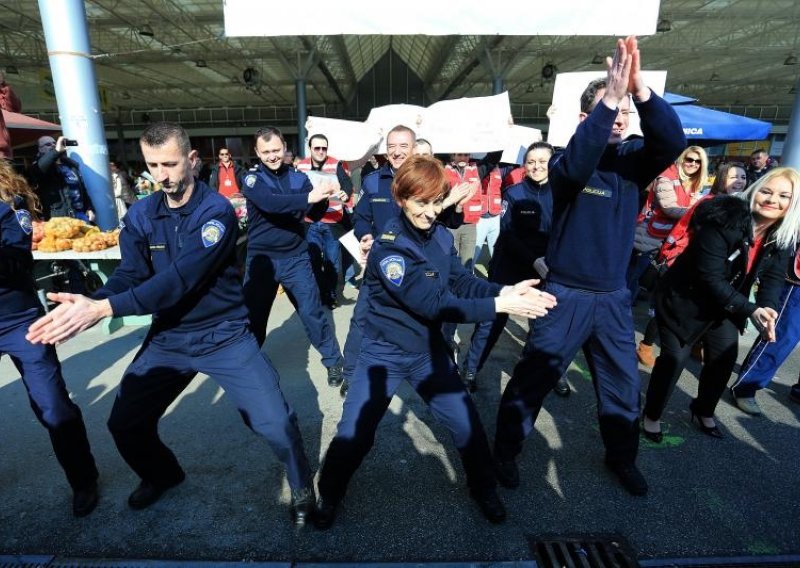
[482,167,503,216]
[298,156,351,224]
[640,164,692,240]
[445,163,483,224]
[502,166,525,189]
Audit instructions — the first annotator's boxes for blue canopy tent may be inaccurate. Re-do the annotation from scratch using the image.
[664,92,772,144]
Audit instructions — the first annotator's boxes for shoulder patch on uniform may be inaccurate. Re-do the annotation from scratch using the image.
[15,209,32,235]
[379,232,396,242]
[201,219,226,248]
[244,174,257,188]
[380,255,405,287]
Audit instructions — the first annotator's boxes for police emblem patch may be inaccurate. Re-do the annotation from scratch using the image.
[201,219,226,248]
[380,255,405,287]
[15,209,32,234]
[244,174,257,188]
[500,199,508,217]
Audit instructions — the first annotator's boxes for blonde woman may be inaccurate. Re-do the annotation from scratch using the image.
[628,146,709,305]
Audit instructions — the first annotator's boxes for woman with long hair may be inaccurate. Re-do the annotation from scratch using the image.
[642,167,800,441]
[627,146,709,308]
[0,160,99,516]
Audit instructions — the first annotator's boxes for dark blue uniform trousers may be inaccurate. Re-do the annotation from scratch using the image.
[495,282,641,465]
[306,221,344,305]
[318,337,496,502]
[1,307,98,491]
[244,252,343,368]
[341,287,368,380]
[732,282,800,398]
[107,319,311,490]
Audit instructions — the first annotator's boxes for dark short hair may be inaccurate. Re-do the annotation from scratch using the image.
[254,126,285,146]
[392,155,449,203]
[580,78,607,114]
[526,141,555,156]
[751,149,768,157]
[140,122,191,154]
[308,134,328,147]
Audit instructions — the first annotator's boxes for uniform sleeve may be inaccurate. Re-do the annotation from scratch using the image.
[448,251,503,298]
[353,187,374,240]
[371,244,497,324]
[243,176,309,214]
[105,206,238,317]
[0,207,34,285]
[438,204,464,229]
[623,94,687,188]
[693,225,756,318]
[548,103,618,200]
[91,212,153,300]
[337,162,354,197]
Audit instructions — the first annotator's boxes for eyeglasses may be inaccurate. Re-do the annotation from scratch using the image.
[683,157,702,165]
[312,146,328,151]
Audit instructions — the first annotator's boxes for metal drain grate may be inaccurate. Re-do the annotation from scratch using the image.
[530,534,639,568]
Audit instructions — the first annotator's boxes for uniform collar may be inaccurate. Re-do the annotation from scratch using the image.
[398,212,436,244]
[151,180,207,218]
[258,162,288,178]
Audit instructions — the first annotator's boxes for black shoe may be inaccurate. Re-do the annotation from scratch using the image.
[462,369,477,393]
[689,405,723,439]
[494,458,520,489]
[605,461,648,496]
[789,384,800,404]
[642,428,663,444]
[339,379,349,398]
[313,495,340,530]
[327,364,344,387]
[290,485,316,527]
[470,488,507,524]
[553,375,571,397]
[72,481,99,518]
[128,473,185,510]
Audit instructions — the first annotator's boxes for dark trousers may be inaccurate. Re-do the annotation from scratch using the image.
[318,337,496,502]
[1,307,97,491]
[306,221,344,305]
[494,282,641,465]
[243,252,343,368]
[644,316,739,420]
[341,288,369,380]
[107,320,312,490]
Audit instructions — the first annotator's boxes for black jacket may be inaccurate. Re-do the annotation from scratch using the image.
[656,195,790,344]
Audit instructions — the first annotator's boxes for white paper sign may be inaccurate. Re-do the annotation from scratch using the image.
[305,117,382,162]
[225,0,660,36]
[500,125,544,165]
[339,229,365,268]
[547,71,668,148]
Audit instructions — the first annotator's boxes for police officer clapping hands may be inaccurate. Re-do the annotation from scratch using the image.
[495,278,557,319]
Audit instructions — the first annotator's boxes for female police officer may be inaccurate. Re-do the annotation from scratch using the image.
[313,155,557,529]
[0,160,99,517]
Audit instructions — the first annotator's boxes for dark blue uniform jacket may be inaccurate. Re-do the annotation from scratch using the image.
[92,182,246,333]
[0,200,38,316]
[545,93,686,292]
[242,163,326,258]
[364,214,502,354]
[494,178,553,272]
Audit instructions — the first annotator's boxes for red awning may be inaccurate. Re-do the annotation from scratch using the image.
[3,109,62,147]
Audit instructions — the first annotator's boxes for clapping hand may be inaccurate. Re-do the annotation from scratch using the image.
[751,307,778,342]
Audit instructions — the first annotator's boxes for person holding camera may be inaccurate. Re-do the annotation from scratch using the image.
[27,136,95,223]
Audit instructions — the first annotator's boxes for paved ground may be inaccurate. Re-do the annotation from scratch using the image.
[1,281,799,565]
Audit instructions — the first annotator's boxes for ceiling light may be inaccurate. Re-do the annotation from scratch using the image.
[5,65,18,75]
[137,24,154,38]
[656,18,672,33]
[195,59,207,68]
[592,54,604,65]
[541,63,557,80]
[709,73,720,81]
[790,86,797,94]
[526,84,535,93]
[784,54,797,66]
[121,91,131,100]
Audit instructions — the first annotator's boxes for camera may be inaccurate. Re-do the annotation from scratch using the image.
[64,139,79,146]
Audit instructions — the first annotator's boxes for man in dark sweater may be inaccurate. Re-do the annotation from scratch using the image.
[493,37,686,496]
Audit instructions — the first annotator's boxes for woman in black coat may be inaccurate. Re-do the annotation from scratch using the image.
[642,167,800,440]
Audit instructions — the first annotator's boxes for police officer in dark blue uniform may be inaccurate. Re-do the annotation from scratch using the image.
[463,142,556,391]
[0,161,99,517]
[313,155,557,529]
[493,37,686,496]
[241,126,345,386]
[27,123,316,525]
[340,127,468,396]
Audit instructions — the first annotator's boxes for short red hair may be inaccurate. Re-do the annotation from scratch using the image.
[391,155,450,203]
